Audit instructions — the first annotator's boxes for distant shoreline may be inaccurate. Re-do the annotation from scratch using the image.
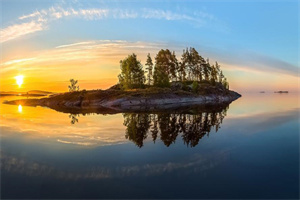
[0,90,53,97]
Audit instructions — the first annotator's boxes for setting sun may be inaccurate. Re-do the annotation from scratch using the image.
[15,75,24,87]
[18,104,22,113]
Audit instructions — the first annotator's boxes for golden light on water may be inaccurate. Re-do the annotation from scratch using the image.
[18,104,22,113]
[15,75,24,87]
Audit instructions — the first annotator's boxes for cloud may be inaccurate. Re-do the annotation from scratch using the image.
[249,53,299,76]
[0,21,44,43]
[208,49,300,77]
[142,9,195,21]
[55,41,95,48]
[2,57,36,66]
[19,10,42,20]
[1,148,230,180]
[0,40,167,91]
[0,40,166,70]
[1,5,222,43]
[1,39,298,83]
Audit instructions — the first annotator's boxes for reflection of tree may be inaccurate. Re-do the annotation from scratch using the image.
[151,114,159,143]
[69,114,79,124]
[123,113,151,148]
[181,114,204,147]
[158,114,179,147]
[123,106,229,148]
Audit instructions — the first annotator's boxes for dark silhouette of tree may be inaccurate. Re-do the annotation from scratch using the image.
[170,51,179,81]
[215,62,221,82]
[181,48,192,81]
[68,79,79,92]
[190,47,205,81]
[180,111,227,147]
[219,70,224,83]
[120,106,229,148]
[178,61,186,81]
[181,114,206,147]
[158,114,179,147]
[150,114,159,143]
[203,59,212,81]
[153,49,177,87]
[118,54,145,90]
[145,53,153,85]
[123,113,151,148]
[181,47,206,81]
[210,64,218,85]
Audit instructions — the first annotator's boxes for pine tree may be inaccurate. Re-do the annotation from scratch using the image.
[181,48,192,81]
[153,64,170,87]
[181,47,205,82]
[219,70,224,83]
[68,79,79,92]
[203,59,212,81]
[145,53,153,85]
[210,64,218,84]
[118,54,145,90]
[178,61,186,81]
[170,51,179,81]
[153,49,177,87]
[190,47,205,81]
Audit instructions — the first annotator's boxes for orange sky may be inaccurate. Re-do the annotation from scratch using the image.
[0,40,299,93]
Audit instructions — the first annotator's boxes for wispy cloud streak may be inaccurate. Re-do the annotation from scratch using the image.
[1,5,221,43]
[0,21,44,43]
[0,40,166,74]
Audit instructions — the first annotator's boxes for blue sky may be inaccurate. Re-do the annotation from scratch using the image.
[0,0,299,92]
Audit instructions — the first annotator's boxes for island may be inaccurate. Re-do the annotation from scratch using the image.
[4,47,241,114]
[274,91,288,93]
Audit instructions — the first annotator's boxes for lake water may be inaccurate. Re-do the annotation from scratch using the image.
[0,93,299,199]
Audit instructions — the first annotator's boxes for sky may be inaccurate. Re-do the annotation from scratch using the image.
[0,0,299,93]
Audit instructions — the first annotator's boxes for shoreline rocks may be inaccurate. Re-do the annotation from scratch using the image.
[3,88,241,114]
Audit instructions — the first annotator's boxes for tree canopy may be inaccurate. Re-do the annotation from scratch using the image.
[118,47,229,91]
[153,49,178,87]
[118,54,145,90]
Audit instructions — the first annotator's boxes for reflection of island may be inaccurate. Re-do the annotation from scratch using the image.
[123,105,229,148]
[65,104,230,148]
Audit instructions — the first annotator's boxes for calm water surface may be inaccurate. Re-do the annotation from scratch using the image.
[0,93,299,199]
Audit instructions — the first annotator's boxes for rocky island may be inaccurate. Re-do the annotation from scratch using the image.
[4,47,241,114]
[4,82,241,114]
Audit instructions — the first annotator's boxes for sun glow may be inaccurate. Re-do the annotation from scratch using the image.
[18,104,22,113]
[15,75,24,87]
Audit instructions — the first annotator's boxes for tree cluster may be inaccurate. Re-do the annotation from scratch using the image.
[118,47,229,90]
